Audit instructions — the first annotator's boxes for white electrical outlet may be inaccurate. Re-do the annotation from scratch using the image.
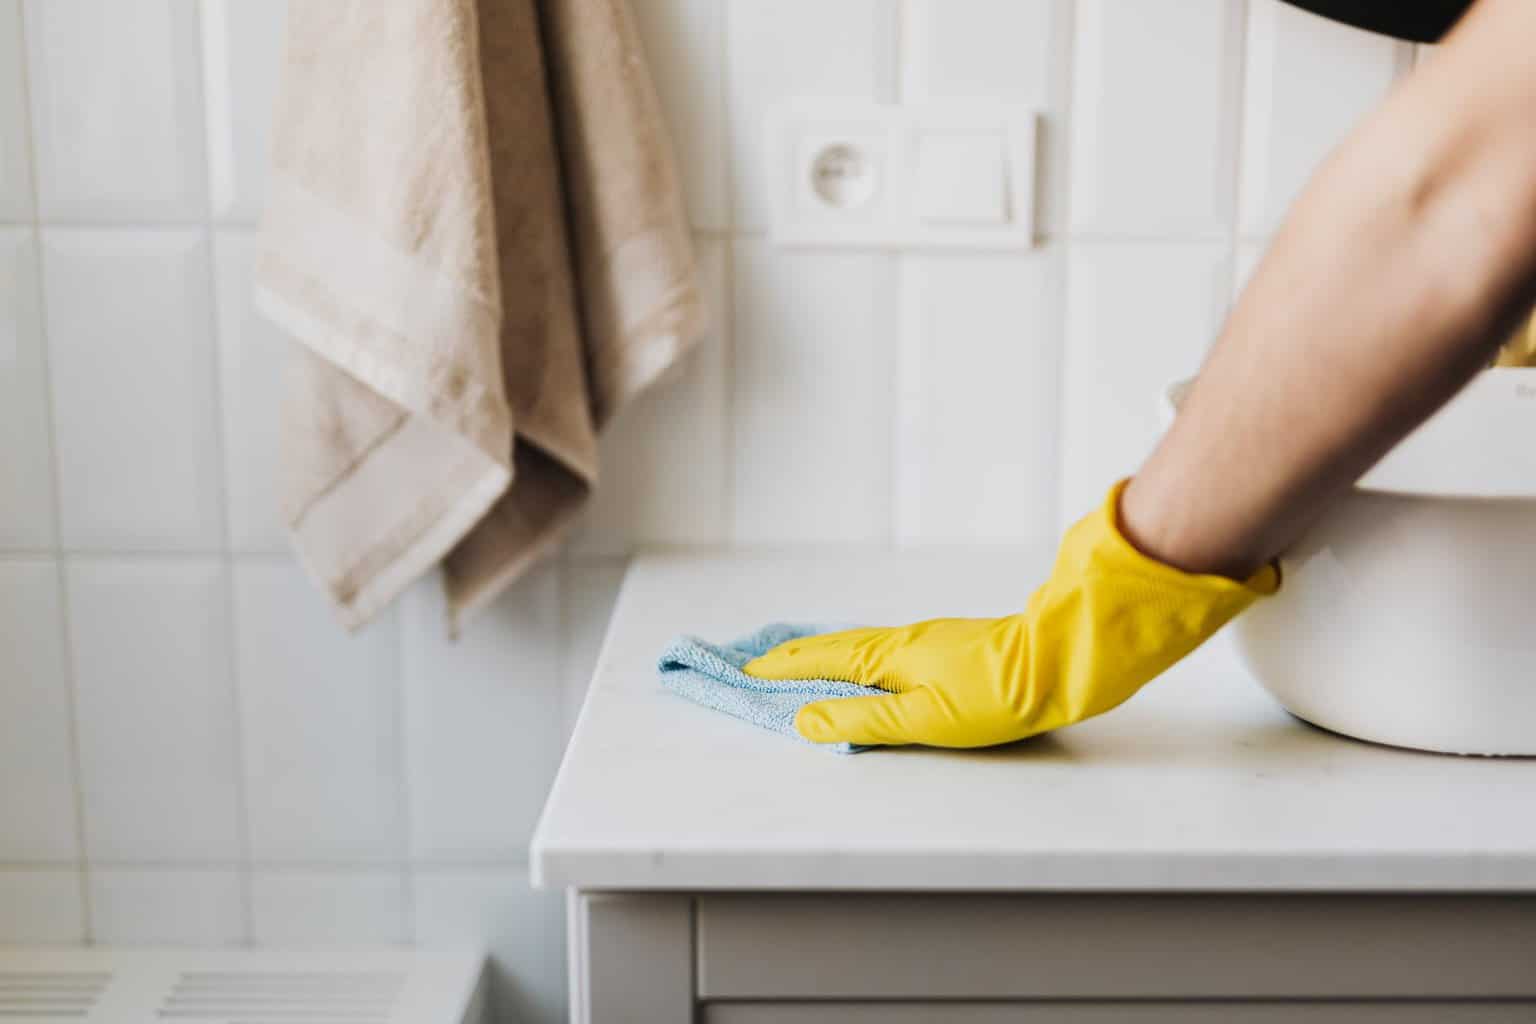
[768,101,1038,249]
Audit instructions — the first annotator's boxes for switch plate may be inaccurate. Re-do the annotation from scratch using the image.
[916,133,1009,224]
[768,102,1037,249]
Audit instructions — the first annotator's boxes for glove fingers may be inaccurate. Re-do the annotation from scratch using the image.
[794,688,943,746]
[743,628,895,688]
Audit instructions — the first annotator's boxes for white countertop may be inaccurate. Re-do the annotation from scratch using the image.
[531,551,1536,892]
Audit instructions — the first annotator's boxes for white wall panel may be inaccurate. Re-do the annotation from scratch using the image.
[67,558,241,862]
[250,870,407,945]
[0,869,83,943]
[1058,242,1228,524]
[895,250,1062,546]
[1240,0,1406,236]
[726,0,891,230]
[234,560,403,862]
[0,229,56,548]
[401,565,563,862]
[415,869,567,1024]
[0,559,77,861]
[89,868,244,945]
[0,0,32,221]
[907,0,1067,233]
[42,230,222,550]
[574,238,728,555]
[632,0,727,230]
[214,230,288,552]
[1069,0,1243,236]
[24,0,206,220]
[561,562,627,738]
[731,242,892,544]
[200,0,287,223]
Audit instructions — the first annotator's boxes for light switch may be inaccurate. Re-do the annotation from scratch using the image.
[768,101,1036,249]
[915,134,1008,224]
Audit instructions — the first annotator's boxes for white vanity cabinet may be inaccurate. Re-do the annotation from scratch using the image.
[533,554,1536,1022]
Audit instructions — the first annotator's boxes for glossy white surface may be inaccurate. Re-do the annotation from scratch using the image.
[533,552,1536,892]
[1237,492,1536,755]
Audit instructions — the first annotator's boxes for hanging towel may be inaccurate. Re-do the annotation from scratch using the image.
[257,0,704,631]
[659,625,885,755]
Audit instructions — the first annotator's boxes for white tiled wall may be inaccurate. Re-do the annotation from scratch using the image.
[0,2,1414,1021]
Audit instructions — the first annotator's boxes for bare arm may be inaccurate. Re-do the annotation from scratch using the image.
[1121,0,1536,578]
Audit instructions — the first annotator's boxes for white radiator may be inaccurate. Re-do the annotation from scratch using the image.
[0,948,486,1024]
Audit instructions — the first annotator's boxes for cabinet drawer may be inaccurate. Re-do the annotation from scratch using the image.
[696,894,1536,1000]
[703,1003,1536,1024]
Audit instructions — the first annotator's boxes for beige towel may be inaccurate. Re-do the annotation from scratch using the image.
[257,0,704,631]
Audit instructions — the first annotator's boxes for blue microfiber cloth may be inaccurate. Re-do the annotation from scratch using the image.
[658,623,884,754]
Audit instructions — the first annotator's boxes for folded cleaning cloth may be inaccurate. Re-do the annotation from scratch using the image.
[258,0,704,632]
[659,625,885,755]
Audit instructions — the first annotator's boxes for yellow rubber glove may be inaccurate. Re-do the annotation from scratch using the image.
[1493,308,1536,366]
[743,481,1279,748]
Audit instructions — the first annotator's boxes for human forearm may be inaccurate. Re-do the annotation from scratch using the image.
[1122,0,1536,578]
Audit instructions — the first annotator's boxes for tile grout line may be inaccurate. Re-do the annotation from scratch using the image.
[186,0,257,948]
[1220,0,1253,316]
[391,600,417,948]
[13,0,93,946]
[720,0,743,546]
[886,0,910,548]
[716,234,737,549]
[1048,0,1080,535]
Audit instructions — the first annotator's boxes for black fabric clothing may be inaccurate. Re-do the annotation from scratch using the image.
[1280,0,1474,43]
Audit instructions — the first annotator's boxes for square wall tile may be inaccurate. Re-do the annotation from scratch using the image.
[0,0,32,220]
[726,0,892,229]
[1058,242,1228,525]
[731,242,892,544]
[251,870,406,946]
[573,238,727,555]
[88,868,244,946]
[400,565,563,861]
[1068,0,1243,236]
[415,870,566,1024]
[1240,0,1407,236]
[67,558,242,862]
[0,869,83,943]
[895,250,1061,546]
[215,231,289,552]
[42,230,222,550]
[561,562,627,739]
[0,559,78,862]
[234,559,403,863]
[0,230,56,549]
[907,0,1055,101]
[906,0,1067,233]
[201,0,287,222]
[631,0,726,230]
[24,0,207,220]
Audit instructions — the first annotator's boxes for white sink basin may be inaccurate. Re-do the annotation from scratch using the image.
[1164,371,1536,755]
